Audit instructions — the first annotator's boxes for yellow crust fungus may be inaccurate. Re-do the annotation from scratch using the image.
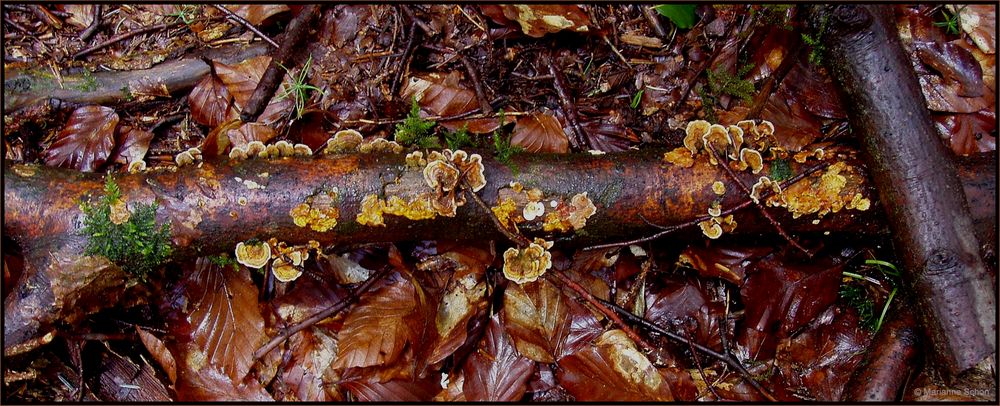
[491,196,520,229]
[290,190,340,232]
[663,147,694,168]
[502,238,554,284]
[567,192,597,230]
[357,194,386,226]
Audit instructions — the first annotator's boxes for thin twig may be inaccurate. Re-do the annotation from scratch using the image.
[461,55,494,114]
[688,334,722,400]
[547,54,593,150]
[79,5,102,41]
[343,110,531,126]
[212,4,279,49]
[584,161,831,251]
[253,267,387,359]
[707,147,813,256]
[31,4,62,29]
[464,181,531,247]
[390,22,419,98]
[597,298,778,402]
[549,269,657,353]
[73,21,182,59]
[602,34,632,68]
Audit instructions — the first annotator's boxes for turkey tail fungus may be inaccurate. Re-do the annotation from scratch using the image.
[807,4,996,378]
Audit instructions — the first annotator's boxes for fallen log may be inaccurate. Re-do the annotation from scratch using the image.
[3,148,995,355]
[809,4,996,378]
[843,306,921,401]
[2,42,270,114]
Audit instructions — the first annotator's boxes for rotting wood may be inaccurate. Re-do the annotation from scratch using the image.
[808,4,996,378]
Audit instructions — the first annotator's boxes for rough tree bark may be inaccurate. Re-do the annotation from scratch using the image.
[3,149,995,355]
[843,307,921,401]
[3,42,270,114]
[809,4,996,378]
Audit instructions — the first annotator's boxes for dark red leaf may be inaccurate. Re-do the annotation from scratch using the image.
[915,41,985,97]
[289,110,332,151]
[111,126,153,166]
[189,72,238,128]
[511,112,570,153]
[502,279,603,363]
[775,307,872,400]
[43,105,118,172]
[333,272,424,369]
[461,315,535,401]
[227,122,277,149]
[644,275,726,349]
[557,330,674,401]
[933,110,997,155]
[677,244,774,285]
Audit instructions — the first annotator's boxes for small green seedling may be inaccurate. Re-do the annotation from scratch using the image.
[394,97,439,148]
[840,258,901,332]
[445,124,476,150]
[80,176,173,280]
[630,87,645,109]
[933,6,964,35]
[276,55,323,119]
[168,5,199,25]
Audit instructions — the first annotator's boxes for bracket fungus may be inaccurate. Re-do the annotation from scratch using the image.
[683,120,711,154]
[323,129,364,154]
[174,147,203,167]
[502,238,554,284]
[523,201,545,221]
[235,241,271,269]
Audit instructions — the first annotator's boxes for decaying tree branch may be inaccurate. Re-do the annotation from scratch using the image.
[843,306,921,401]
[3,149,995,355]
[809,4,996,378]
[3,42,270,113]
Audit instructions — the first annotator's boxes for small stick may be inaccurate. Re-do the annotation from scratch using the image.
[584,161,830,251]
[548,269,656,353]
[79,5,102,42]
[73,22,181,59]
[31,4,62,29]
[642,6,668,38]
[390,22,419,98]
[240,4,323,123]
[253,267,387,360]
[602,34,631,68]
[212,5,279,49]
[707,147,813,256]
[461,55,494,114]
[464,181,531,247]
[688,334,722,400]
[547,55,592,150]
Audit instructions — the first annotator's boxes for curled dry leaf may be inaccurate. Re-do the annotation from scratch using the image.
[461,315,535,401]
[401,72,500,133]
[341,372,440,401]
[424,247,490,365]
[502,279,602,363]
[189,71,238,128]
[510,112,570,153]
[948,4,996,54]
[557,330,674,401]
[224,4,290,26]
[213,56,293,125]
[43,105,119,172]
[644,275,726,349]
[499,5,592,38]
[279,326,344,401]
[111,125,153,166]
[333,272,424,369]
[61,4,95,29]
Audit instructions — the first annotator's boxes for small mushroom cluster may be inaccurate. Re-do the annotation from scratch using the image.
[322,129,404,155]
[235,239,319,283]
[175,147,203,167]
[663,120,778,174]
[502,238,554,284]
[229,140,312,161]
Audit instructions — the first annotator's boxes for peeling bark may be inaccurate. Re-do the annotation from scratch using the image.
[809,4,996,378]
[3,149,995,354]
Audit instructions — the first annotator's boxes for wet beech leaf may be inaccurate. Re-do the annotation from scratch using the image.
[280,326,344,401]
[462,315,534,401]
[500,5,592,38]
[644,275,725,349]
[502,279,602,363]
[341,376,440,401]
[111,125,153,166]
[775,307,872,401]
[915,41,985,97]
[333,272,422,369]
[136,326,177,384]
[423,246,490,365]
[402,72,501,134]
[677,244,773,285]
[949,4,996,54]
[175,364,273,401]
[43,105,119,172]
[189,72,238,128]
[227,122,277,149]
[557,330,674,401]
[737,252,845,360]
[932,110,996,155]
[224,4,289,26]
[511,112,570,153]
[289,110,332,151]
[214,56,272,107]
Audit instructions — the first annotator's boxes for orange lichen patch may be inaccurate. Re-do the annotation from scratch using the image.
[359,137,404,154]
[323,129,363,154]
[567,192,597,230]
[491,196,520,229]
[356,194,386,226]
[541,211,569,232]
[684,120,711,154]
[663,147,695,168]
[109,199,131,225]
[290,190,340,232]
[271,257,303,282]
[711,181,726,196]
[502,238,554,284]
[779,161,869,218]
[235,241,271,269]
[698,220,723,239]
[383,194,439,220]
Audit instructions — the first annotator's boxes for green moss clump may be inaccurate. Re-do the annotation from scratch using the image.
[394,97,440,148]
[768,158,792,182]
[80,176,173,280]
[492,109,522,173]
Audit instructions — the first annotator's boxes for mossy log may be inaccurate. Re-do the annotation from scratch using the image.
[808,4,996,378]
[3,149,995,355]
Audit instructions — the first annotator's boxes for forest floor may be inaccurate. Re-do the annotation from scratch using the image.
[2,3,997,402]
